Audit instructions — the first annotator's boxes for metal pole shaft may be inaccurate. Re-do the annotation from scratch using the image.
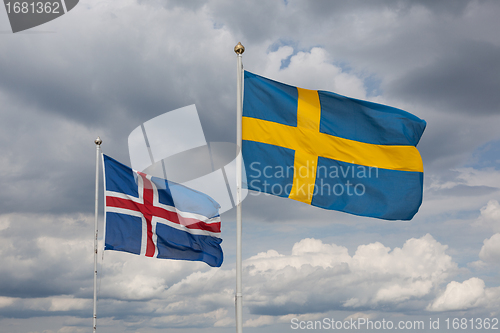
[93,137,102,333]
[234,42,244,333]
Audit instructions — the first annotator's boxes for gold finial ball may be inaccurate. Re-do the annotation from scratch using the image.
[234,42,245,55]
[94,136,102,145]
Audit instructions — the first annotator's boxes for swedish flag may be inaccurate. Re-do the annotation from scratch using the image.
[242,71,426,220]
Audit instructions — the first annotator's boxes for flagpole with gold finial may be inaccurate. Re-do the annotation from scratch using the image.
[93,136,102,333]
[234,42,245,333]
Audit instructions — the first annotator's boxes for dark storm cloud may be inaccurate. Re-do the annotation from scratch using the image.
[0,1,239,147]
[0,1,489,223]
[0,1,240,215]
[0,306,89,320]
[0,214,93,299]
[0,0,499,331]
[295,0,473,17]
[0,101,98,214]
[387,41,500,116]
[0,33,209,127]
[415,113,500,173]
[208,1,287,44]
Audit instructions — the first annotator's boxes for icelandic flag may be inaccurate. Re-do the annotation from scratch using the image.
[103,155,223,267]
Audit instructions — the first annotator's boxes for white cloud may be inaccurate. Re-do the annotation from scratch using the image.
[0,215,10,231]
[24,297,91,312]
[346,234,456,305]
[75,234,458,328]
[474,200,500,232]
[55,328,88,333]
[245,238,351,272]
[158,234,456,322]
[0,213,95,296]
[243,315,275,327]
[426,277,500,312]
[260,46,367,99]
[0,297,14,308]
[479,233,500,263]
[0,296,90,313]
[99,251,213,301]
[35,327,88,333]
[213,311,234,327]
[458,171,500,192]
[48,297,90,312]
[148,308,230,328]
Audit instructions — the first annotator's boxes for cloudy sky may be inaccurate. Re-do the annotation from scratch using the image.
[1,0,500,332]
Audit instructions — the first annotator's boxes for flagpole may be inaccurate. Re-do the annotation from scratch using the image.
[93,136,102,333]
[234,42,245,333]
